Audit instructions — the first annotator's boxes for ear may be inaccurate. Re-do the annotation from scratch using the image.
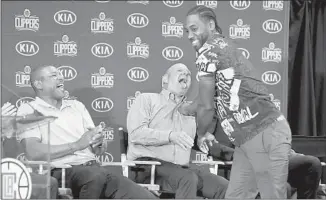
[162,74,168,87]
[208,19,215,31]
[33,80,43,90]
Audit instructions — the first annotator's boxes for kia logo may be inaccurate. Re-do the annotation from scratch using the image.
[163,0,183,7]
[95,152,114,163]
[91,43,114,58]
[16,41,39,56]
[127,13,149,28]
[127,67,149,82]
[16,97,35,108]
[162,46,183,61]
[54,10,77,25]
[261,71,281,85]
[237,47,250,59]
[57,66,77,81]
[91,97,114,112]
[262,19,282,34]
[230,0,251,10]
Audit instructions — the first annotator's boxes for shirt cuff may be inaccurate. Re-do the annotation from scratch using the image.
[159,130,172,144]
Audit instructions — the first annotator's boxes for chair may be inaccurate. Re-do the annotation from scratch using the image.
[118,127,225,198]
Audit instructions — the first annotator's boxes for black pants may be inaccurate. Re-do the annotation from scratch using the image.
[51,164,157,199]
[288,154,322,199]
[132,157,228,199]
[30,173,58,199]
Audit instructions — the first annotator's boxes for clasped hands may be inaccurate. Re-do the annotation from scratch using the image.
[197,132,218,154]
[76,125,106,154]
[169,131,217,154]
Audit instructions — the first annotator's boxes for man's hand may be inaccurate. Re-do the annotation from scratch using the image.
[197,132,217,154]
[1,102,17,116]
[169,131,194,150]
[89,133,107,155]
[75,126,103,150]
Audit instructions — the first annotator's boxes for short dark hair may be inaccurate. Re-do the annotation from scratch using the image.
[30,65,53,92]
[186,5,222,34]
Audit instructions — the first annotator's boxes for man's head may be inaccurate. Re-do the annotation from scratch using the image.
[185,5,222,51]
[162,63,191,96]
[30,65,65,100]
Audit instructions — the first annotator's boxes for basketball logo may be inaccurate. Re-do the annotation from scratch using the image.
[1,158,32,199]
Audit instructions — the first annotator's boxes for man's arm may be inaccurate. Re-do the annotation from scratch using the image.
[22,137,79,161]
[196,73,216,137]
[17,103,83,161]
[207,114,218,134]
[127,94,171,146]
[179,96,199,116]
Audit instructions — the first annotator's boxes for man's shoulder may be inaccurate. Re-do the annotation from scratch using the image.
[63,99,89,113]
[205,35,233,54]
[136,92,160,100]
[65,99,85,107]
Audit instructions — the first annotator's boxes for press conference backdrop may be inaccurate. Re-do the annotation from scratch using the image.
[1,0,289,163]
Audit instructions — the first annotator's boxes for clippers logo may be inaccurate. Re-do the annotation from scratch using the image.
[99,122,114,141]
[237,47,250,59]
[16,41,39,56]
[16,65,31,87]
[263,0,284,11]
[196,1,218,9]
[162,17,183,38]
[229,19,250,39]
[57,66,77,81]
[91,67,114,88]
[54,35,77,57]
[195,152,209,161]
[95,152,114,163]
[15,9,39,31]
[262,71,281,85]
[230,0,251,10]
[127,0,149,5]
[162,46,183,61]
[269,93,281,110]
[262,42,282,63]
[91,97,114,112]
[54,10,77,25]
[127,37,149,59]
[127,91,141,110]
[16,97,35,108]
[91,12,114,34]
[263,19,282,34]
[91,43,114,58]
[127,13,149,28]
[1,158,32,199]
[127,67,149,82]
[163,0,183,7]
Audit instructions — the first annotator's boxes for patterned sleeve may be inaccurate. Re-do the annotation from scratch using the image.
[197,38,229,78]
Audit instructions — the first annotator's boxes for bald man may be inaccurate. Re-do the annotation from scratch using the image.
[127,63,228,199]
[16,65,158,199]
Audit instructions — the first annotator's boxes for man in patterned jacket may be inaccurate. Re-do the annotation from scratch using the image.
[180,5,292,199]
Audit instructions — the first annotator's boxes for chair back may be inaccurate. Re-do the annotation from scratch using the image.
[118,127,128,154]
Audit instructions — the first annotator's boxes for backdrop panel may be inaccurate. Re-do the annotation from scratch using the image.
[1,0,289,162]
